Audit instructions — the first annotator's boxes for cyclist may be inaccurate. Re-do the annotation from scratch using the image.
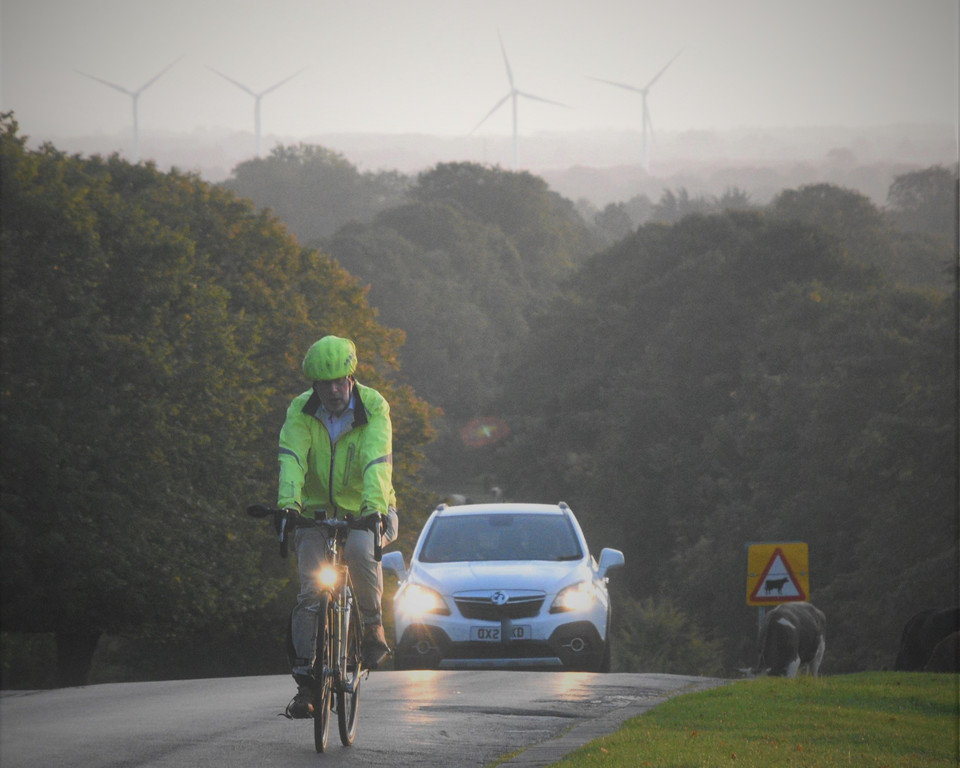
[277,335,398,718]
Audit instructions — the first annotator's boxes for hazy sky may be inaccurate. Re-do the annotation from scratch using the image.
[1,0,958,143]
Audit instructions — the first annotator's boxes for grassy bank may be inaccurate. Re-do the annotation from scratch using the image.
[548,673,958,767]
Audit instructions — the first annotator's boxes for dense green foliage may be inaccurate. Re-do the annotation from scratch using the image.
[497,207,957,673]
[2,120,955,685]
[221,143,409,243]
[551,673,959,768]
[0,116,436,685]
[320,162,601,488]
[224,147,959,677]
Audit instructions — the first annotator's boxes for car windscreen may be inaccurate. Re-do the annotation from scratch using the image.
[418,513,583,563]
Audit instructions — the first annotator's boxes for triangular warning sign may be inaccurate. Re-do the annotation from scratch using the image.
[749,547,807,603]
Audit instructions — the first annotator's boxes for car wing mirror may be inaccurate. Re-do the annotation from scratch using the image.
[597,548,625,579]
[382,550,407,580]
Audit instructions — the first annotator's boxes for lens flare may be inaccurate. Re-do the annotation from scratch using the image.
[460,417,510,447]
[316,565,339,589]
[550,581,596,613]
[398,584,449,616]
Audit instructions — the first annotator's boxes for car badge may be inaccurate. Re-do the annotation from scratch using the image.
[491,591,509,606]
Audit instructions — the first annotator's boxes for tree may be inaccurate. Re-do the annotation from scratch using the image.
[411,162,600,286]
[886,164,958,237]
[221,143,410,244]
[323,203,525,415]
[593,202,635,245]
[770,178,956,289]
[0,115,436,685]
[650,188,716,223]
[770,183,889,257]
[881,166,959,289]
[494,208,956,674]
[318,165,604,497]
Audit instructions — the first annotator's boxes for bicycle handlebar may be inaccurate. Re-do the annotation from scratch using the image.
[246,505,384,561]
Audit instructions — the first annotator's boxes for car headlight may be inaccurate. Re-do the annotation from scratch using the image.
[397,584,450,617]
[550,581,597,613]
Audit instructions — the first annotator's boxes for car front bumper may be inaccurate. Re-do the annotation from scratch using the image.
[395,620,606,671]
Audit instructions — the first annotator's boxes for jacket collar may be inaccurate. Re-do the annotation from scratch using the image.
[302,382,369,428]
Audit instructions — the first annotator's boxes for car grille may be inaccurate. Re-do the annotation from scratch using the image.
[454,595,544,620]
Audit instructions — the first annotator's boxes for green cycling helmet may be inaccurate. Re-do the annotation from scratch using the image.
[302,336,358,381]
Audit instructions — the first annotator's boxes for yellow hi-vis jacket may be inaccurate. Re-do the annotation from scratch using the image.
[277,382,395,519]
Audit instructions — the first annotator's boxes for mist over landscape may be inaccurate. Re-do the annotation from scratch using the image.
[1,0,958,690]
[4,0,957,207]
[30,120,957,207]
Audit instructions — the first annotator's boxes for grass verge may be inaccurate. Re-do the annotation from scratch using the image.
[548,672,959,767]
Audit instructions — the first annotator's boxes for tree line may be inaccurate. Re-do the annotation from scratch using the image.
[1,114,956,684]
[0,116,436,686]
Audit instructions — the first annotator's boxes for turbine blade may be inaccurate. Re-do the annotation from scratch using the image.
[207,66,257,97]
[259,66,307,97]
[496,28,515,88]
[644,49,683,90]
[516,90,571,109]
[470,93,511,134]
[135,55,183,95]
[75,70,133,96]
[587,76,644,95]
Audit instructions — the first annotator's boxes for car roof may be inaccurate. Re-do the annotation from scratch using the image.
[432,502,570,517]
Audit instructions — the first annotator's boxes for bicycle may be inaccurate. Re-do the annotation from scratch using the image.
[247,504,385,753]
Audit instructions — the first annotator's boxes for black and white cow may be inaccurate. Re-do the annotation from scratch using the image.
[894,607,960,671]
[925,631,959,672]
[756,601,826,678]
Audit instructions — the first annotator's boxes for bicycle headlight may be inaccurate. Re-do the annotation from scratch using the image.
[397,584,449,617]
[550,581,596,613]
[315,564,339,589]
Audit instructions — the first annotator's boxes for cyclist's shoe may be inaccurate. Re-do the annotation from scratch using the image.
[285,680,315,719]
[362,624,390,669]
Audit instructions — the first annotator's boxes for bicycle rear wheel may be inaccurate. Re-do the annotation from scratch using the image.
[313,595,334,753]
[337,588,363,746]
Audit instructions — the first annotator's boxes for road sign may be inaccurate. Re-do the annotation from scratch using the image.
[746,542,809,606]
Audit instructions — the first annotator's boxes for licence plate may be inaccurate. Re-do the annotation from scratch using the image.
[470,625,531,641]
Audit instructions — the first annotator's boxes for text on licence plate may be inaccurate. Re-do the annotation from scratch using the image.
[470,625,531,641]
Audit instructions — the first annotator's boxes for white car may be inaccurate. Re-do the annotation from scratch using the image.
[382,502,625,671]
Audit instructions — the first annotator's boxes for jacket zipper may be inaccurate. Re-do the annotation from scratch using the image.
[327,432,356,517]
[328,437,338,516]
[343,444,356,487]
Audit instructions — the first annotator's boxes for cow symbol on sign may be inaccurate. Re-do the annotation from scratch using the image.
[764,577,789,595]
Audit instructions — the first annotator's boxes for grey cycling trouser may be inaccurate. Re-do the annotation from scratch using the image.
[290,509,398,678]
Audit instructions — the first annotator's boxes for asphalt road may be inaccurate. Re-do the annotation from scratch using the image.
[1,671,728,768]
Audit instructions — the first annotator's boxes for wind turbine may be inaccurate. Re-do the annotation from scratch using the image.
[75,57,182,163]
[590,50,683,171]
[471,29,569,170]
[207,66,306,158]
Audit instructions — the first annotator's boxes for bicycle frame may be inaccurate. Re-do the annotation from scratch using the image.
[316,527,363,695]
[246,505,378,751]
[310,517,367,751]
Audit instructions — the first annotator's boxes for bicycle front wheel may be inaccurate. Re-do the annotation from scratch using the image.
[313,595,334,753]
[337,588,363,746]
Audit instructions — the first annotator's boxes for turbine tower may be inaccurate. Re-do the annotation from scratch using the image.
[207,66,306,158]
[75,57,182,163]
[590,50,683,171]
[471,29,568,170]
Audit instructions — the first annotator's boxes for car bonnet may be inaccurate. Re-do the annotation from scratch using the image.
[407,558,592,596]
